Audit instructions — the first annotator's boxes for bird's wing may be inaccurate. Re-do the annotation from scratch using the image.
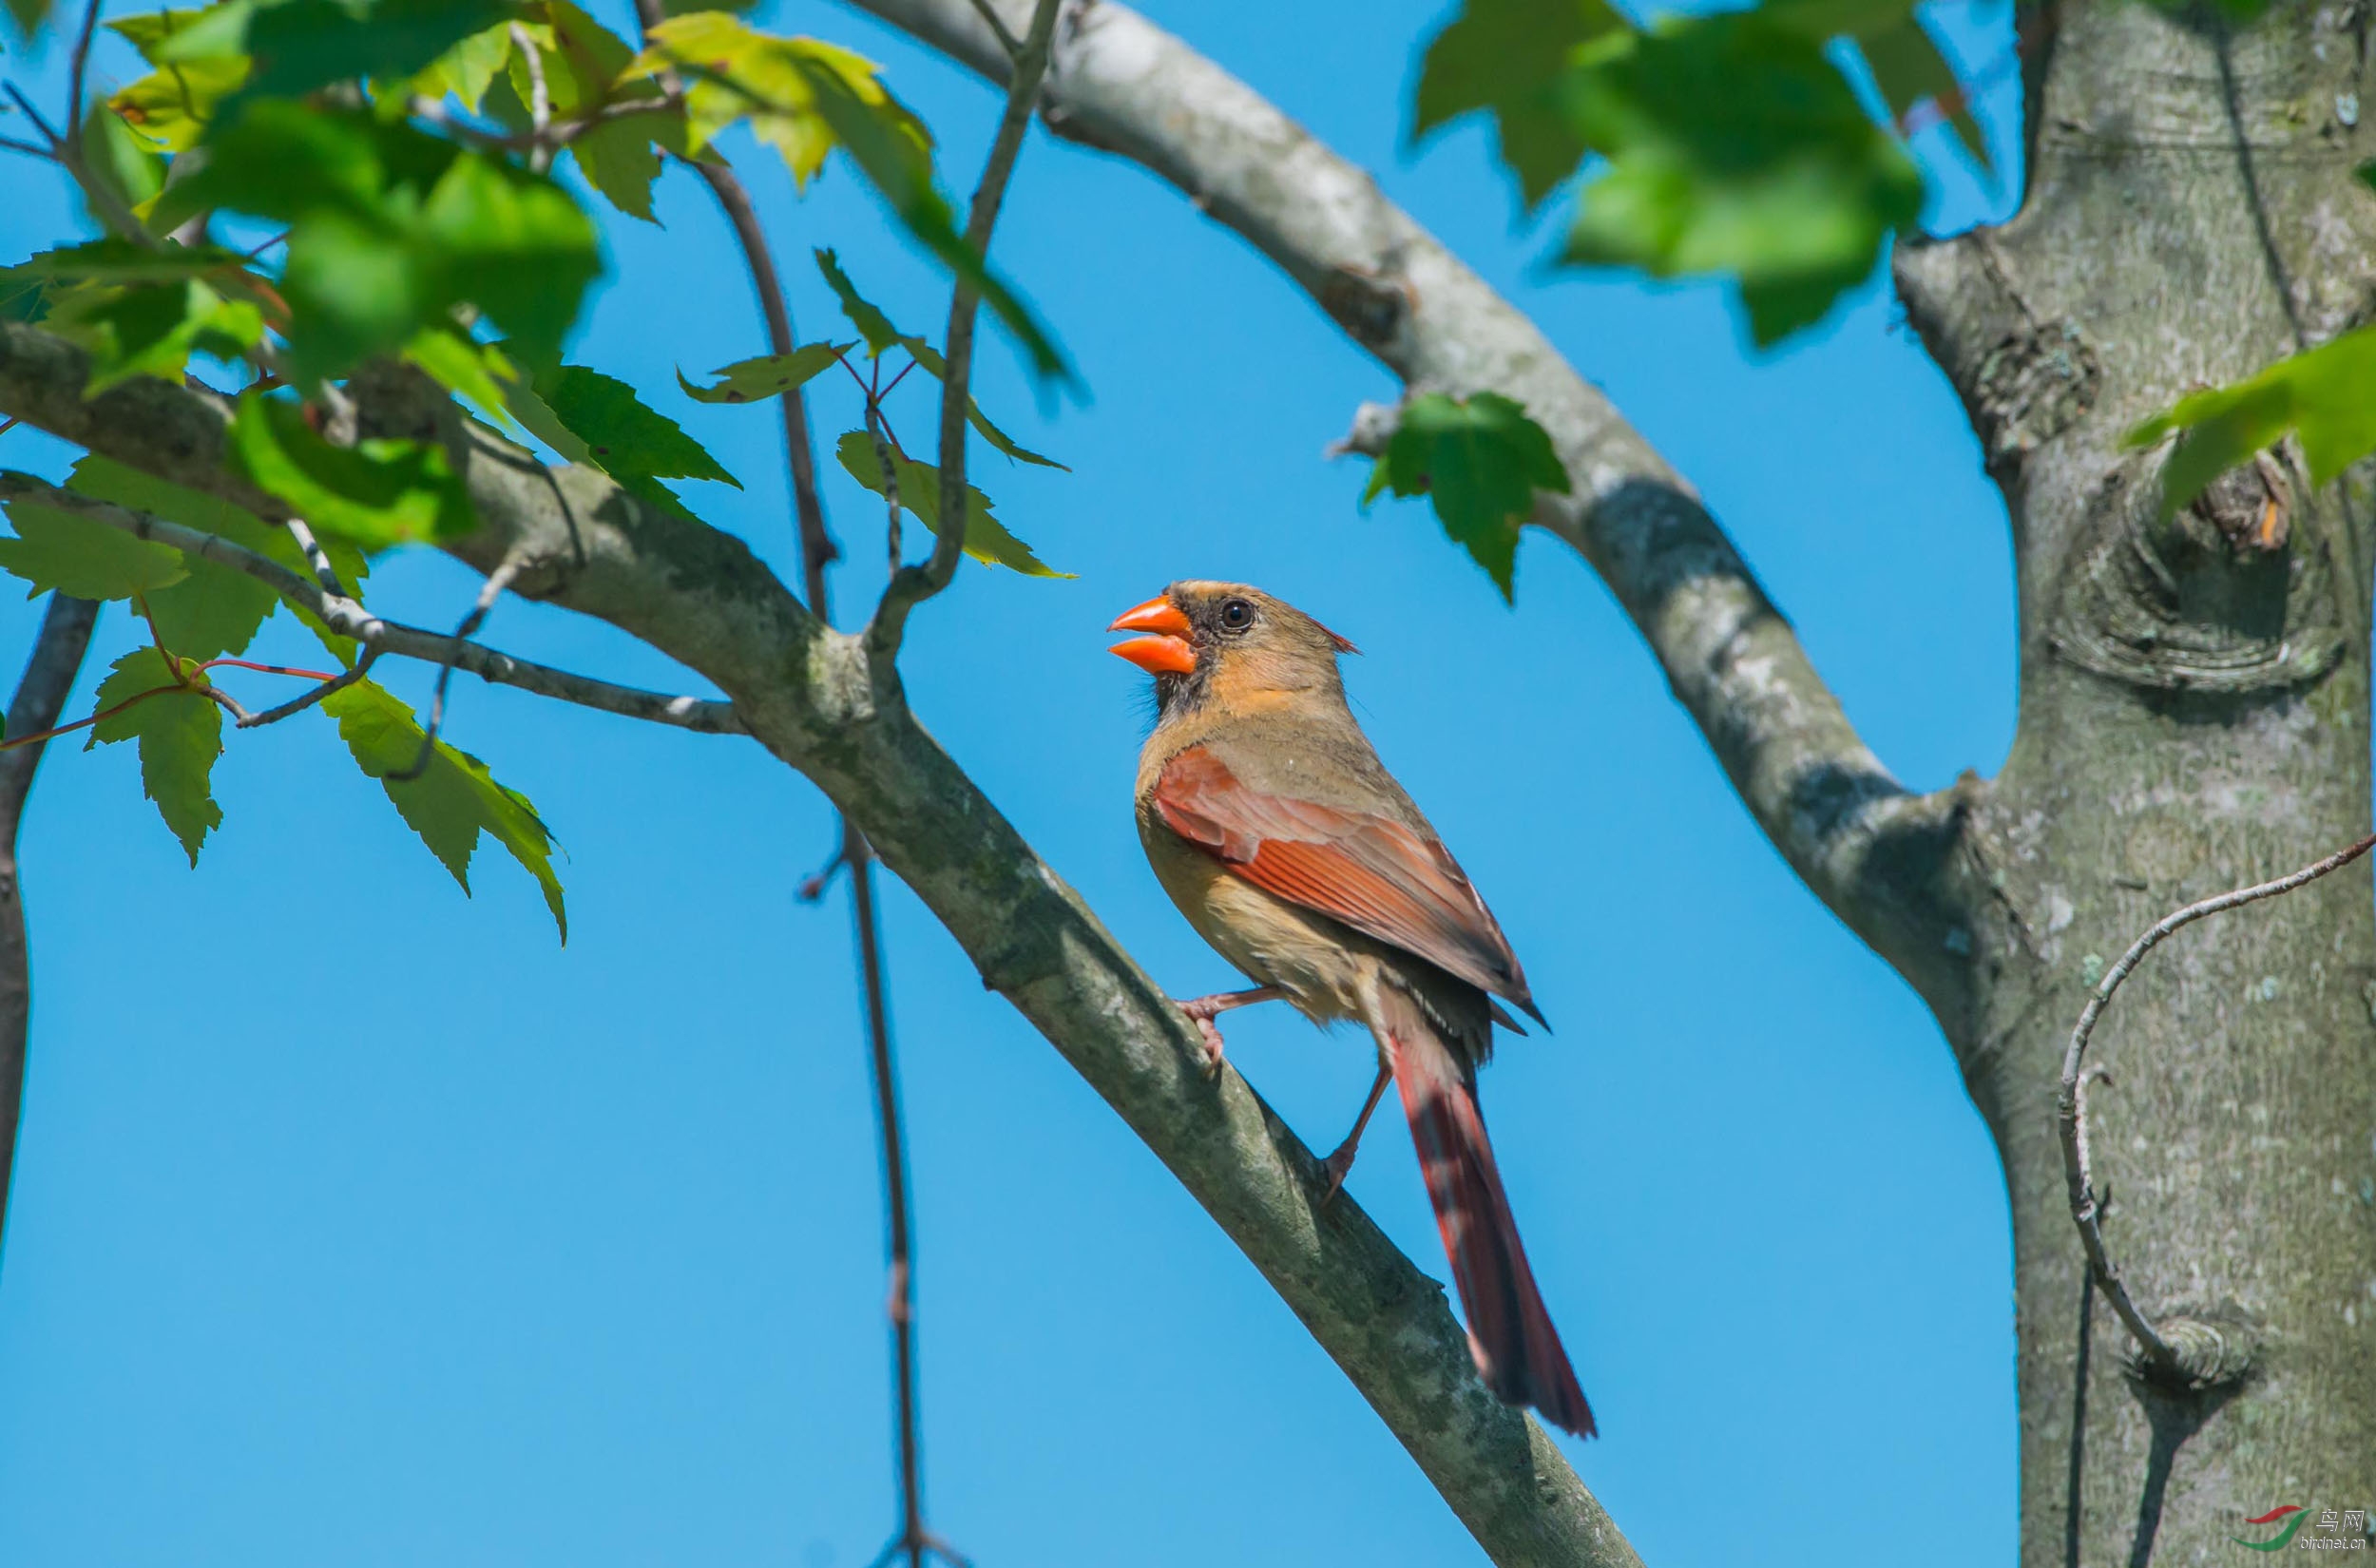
[1151,745,1541,1021]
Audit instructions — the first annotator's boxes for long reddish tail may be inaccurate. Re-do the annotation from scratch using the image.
[1372,985,1595,1438]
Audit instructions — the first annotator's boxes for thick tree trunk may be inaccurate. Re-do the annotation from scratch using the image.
[1901,1,2376,1558]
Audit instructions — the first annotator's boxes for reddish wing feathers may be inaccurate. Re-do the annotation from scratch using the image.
[1152,747,1537,1014]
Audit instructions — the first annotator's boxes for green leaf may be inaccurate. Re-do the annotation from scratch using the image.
[811,249,1064,468]
[529,361,738,491]
[0,270,56,327]
[79,103,171,228]
[109,6,254,150]
[67,455,286,660]
[161,103,601,381]
[628,16,927,187]
[0,495,189,600]
[815,245,903,356]
[2127,324,2376,517]
[1360,392,1569,600]
[40,277,266,395]
[228,392,477,549]
[1854,12,1990,179]
[322,677,567,939]
[1556,13,1924,345]
[12,236,255,286]
[499,375,595,466]
[832,430,1069,578]
[156,0,513,103]
[536,0,671,222]
[1759,0,1921,40]
[401,325,520,427]
[69,452,369,584]
[86,648,224,865]
[676,342,850,404]
[1411,0,1632,210]
[5,0,56,42]
[408,15,513,109]
[416,150,604,363]
[68,454,368,662]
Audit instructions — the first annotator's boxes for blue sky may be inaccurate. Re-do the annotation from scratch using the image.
[0,2,2022,1563]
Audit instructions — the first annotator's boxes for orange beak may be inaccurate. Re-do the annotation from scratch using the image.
[1107,595,1197,676]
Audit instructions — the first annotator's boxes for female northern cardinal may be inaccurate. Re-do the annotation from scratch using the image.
[1110,581,1595,1438]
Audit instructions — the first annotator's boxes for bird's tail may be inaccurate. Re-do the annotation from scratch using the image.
[1370,982,1596,1438]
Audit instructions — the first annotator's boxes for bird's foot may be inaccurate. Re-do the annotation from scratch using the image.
[1316,1139,1358,1207]
[1172,987,1280,1080]
[1178,1005,1228,1078]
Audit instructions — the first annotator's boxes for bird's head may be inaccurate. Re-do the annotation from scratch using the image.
[1107,581,1358,718]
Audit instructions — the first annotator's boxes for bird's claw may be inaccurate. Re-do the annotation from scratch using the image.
[1316,1142,1357,1206]
[1184,1011,1227,1078]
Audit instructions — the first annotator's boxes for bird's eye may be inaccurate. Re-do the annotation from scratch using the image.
[1218,598,1255,633]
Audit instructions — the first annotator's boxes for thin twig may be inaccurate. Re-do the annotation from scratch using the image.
[2058,832,2376,1377]
[388,558,521,781]
[624,1,954,1557]
[964,0,1024,60]
[0,592,98,1268]
[510,22,554,174]
[868,402,904,575]
[238,647,379,727]
[845,823,956,1568]
[1,84,60,149]
[0,653,364,750]
[795,838,848,902]
[0,134,57,162]
[0,472,746,736]
[10,75,154,248]
[63,0,103,161]
[408,90,684,157]
[686,156,839,606]
[201,656,340,681]
[869,0,1062,656]
[282,516,352,599]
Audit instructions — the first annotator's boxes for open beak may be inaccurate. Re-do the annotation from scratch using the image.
[1107,595,1197,676]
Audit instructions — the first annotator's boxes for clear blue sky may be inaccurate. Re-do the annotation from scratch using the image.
[0,3,2022,1563]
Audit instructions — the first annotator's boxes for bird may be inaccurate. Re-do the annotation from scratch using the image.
[1108,580,1595,1438]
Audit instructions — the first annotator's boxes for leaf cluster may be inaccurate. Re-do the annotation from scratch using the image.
[0,0,1084,933]
[1413,0,1987,344]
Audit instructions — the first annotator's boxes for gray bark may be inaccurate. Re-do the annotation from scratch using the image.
[1896,0,2376,1557]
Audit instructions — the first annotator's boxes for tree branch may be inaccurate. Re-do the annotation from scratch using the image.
[0,320,1640,1568]
[0,591,99,1266]
[0,468,745,736]
[687,155,842,608]
[843,0,1973,1013]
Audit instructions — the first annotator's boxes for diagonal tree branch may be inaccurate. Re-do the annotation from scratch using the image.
[841,0,1976,1018]
[0,590,99,1268]
[0,320,1641,1568]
